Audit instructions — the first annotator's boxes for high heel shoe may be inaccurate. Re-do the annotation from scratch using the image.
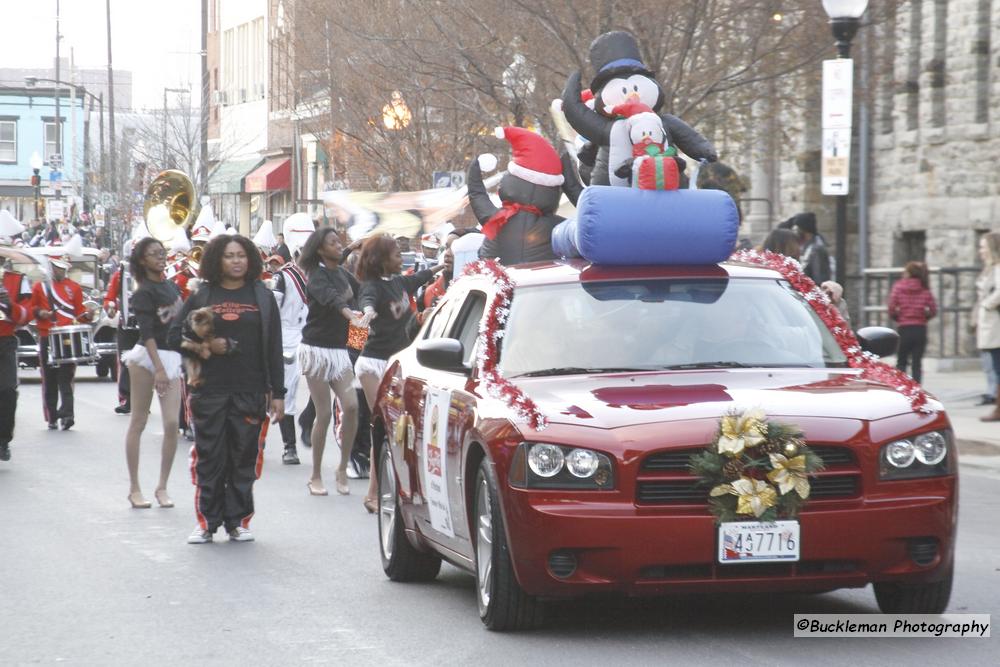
[363,496,378,514]
[128,492,152,509]
[154,489,174,508]
[307,480,328,496]
[336,469,350,495]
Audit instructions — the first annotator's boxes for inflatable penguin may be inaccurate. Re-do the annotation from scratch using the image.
[469,127,575,265]
[562,31,718,187]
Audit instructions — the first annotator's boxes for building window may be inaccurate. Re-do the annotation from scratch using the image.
[0,120,15,162]
[894,230,926,265]
[43,121,62,162]
[905,0,922,131]
[929,0,947,128]
[974,0,992,123]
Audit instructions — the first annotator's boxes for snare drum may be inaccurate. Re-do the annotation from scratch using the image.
[47,325,96,366]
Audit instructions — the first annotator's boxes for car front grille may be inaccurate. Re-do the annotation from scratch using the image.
[635,474,861,505]
[641,444,857,472]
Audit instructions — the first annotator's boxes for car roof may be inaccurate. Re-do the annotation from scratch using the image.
[499,259,783,288]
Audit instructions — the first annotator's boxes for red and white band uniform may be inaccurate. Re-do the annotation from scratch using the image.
[1,271,33,455]
[271,262,308,447]
[103,266,138,410]
[31,276,91,425]
[166,260,196,434]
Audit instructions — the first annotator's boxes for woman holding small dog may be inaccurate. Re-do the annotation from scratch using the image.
[121,237,184,509]
[168,235,285,544]
[297,227,362,497]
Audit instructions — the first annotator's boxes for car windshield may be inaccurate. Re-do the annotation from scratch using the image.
[499,277,848,377]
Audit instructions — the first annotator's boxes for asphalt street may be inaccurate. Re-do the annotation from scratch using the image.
[1,369,997,665]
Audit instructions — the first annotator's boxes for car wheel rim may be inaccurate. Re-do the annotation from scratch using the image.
[379,451,396,561]
[476,476,493,609]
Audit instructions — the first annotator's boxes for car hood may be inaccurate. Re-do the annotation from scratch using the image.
[517,368,937,429]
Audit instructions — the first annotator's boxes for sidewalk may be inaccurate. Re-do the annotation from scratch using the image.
[917,361,1000,471]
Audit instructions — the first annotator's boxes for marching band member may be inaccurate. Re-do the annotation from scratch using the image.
[168,236,198,440]
[1,263,33,462]
[103,254,138,414]
[355,235,446,511]
[31,255,92,430]
[270,253,309,465]
[167,234,285,544]
[297,228,360,497]
[121,238,184,509]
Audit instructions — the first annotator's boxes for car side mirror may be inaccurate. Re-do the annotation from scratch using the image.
[856,326,899,358]
[416,337,467,373]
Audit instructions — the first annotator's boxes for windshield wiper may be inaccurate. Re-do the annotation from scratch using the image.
[514,366,650,377]
[665,361,750,370]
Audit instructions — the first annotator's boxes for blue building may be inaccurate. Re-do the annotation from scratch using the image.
[0,85,86,223]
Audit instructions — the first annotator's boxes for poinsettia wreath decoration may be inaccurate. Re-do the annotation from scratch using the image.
[689,408,824,524]
[730,249,933,414]
[462,259,547,430]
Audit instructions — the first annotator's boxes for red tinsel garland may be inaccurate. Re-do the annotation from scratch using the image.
[730,249,933,414]
[461,260,548,430]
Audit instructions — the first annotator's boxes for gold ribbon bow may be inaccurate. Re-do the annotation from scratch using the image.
[716,409,767,457]
[710,476,778,518]
[767,453,811,499]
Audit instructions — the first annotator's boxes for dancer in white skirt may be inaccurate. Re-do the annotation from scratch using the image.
[355,234,445,511]
[297,228,362,496]
[121,238,184,509]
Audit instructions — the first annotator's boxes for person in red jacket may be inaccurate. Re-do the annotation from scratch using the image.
[1,266,33,461]
[31,255,92,430]
[888,261,938,383]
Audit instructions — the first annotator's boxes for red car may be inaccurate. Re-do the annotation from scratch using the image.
[372,260,957,631]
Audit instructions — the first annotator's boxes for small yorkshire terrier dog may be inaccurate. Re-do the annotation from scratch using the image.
[180,306,215,387]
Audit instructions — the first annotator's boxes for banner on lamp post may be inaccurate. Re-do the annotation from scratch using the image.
[821,58,854,196]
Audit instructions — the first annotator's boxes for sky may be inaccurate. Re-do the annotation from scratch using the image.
[0,0,202,111]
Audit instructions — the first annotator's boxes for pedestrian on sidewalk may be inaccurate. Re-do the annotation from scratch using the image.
[888,261,937,384]
[168,235,285,544]
[120,238,184,509]
[973,232,1000,422]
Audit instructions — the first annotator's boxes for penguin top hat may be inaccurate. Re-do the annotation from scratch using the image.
[589,31,656,93]
[494,127,564,187]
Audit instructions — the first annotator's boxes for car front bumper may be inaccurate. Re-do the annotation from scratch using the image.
[502,477,957,598]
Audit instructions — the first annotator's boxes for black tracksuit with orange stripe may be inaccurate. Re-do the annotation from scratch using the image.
[168,280,284,534]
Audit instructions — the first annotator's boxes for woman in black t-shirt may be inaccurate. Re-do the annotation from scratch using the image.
[297,228,361,497]
[355,234,445,510]
[168,235,285,544]
[121,238,184,509]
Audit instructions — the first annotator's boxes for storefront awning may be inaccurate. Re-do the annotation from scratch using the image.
[206,158,263,195]
[244,158,291,193]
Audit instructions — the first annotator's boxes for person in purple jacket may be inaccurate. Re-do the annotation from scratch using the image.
[888,261,938,383]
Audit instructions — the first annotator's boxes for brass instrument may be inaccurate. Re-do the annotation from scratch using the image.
[144,170,198,243]
[187,245,204,273]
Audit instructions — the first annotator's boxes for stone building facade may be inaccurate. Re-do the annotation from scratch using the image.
[719,1,997,356]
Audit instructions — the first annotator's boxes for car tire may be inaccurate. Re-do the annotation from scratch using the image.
[377,444,442,582]
[473,459,543,631]
[873,565,953,614]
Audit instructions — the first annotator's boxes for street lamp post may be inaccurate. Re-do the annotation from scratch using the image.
[30,152,43,221]
[821,0,868,287]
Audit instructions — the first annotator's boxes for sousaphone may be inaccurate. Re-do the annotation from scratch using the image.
[144,170,198,243]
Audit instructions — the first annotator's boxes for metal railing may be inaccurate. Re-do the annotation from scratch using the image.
[851,266,981,358]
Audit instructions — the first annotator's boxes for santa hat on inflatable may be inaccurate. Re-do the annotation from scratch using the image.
[493,127,564,187]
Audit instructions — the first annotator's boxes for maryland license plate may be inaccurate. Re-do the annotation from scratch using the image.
[718,520,800,563]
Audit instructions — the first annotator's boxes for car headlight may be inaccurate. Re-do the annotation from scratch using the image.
[509,443,615,490]
[527,444,564,478]
[879,430,954,480]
